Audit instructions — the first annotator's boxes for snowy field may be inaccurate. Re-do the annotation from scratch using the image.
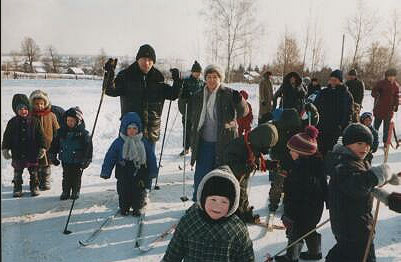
[1,79,400,262]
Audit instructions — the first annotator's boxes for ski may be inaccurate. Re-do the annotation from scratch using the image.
[78,209,120,246]
[266,212,276,231]
[138,223,177,253]
[134,211,146,248]
[253,221,285,230]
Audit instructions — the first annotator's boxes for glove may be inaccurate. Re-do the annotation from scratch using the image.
[2,149,12,160]
[38,148,46,159]
[264,159,280,171]
[81,160,91,170]
[170,68,180,81]
[388,192,401,213]
[52,158,60,166]
[232,90,242,104]
[370,164,392,186]
[372,188,390,205]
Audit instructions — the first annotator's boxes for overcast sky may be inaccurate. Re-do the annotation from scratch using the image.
[1,0,399,69]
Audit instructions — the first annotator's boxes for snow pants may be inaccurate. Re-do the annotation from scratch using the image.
[192,139,216,201]
[62,164,83,199]
[326,241,376,262]
[117,170,146,212]
[13,167,39,194]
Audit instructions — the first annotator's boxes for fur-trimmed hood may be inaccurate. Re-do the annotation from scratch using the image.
[196,165,240,217]
[29,89,51,109]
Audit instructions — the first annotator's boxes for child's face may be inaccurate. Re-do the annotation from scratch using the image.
[66,116,77,128]
[346,142,371,159]
[289,150,299,160]
[17,107,29,117]
[362,117,372,127]
[33,99,45,111]
[126,126,138,137]
[204,195,230,220]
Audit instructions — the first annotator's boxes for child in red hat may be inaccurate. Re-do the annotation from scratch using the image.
[237,90,253,135]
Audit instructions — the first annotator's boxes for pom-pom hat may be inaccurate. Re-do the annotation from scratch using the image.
[287,125,319,156]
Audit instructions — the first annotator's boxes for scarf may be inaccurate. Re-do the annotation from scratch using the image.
[119,132,146,169]
[197,86,218,131]
[32,108,52,116]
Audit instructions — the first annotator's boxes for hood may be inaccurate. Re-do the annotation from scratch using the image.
[29,89,51,109]
[274,108,302,131]
[325,144,360,171]
[12,94,31,115]
[119,112,143,135]
[283,72,302,87]
[196,165,240,217]
[249,123,279,154]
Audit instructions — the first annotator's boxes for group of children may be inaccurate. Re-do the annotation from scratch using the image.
[3,88,400,262]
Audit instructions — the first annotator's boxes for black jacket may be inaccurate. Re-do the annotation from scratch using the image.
[273,72,306,113]
[105,62,180,142]
[326,145,378,244]
[345,79,365,105]
[314,84,353,135]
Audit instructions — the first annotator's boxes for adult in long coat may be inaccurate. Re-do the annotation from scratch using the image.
[371,68,399,144]
[272,72,306,113]
[258,70,274,124]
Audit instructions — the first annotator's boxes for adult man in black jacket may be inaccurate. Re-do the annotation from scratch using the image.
[345,69,365,122]
[103,44,181,188]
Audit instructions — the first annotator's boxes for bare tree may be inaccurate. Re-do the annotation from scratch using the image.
[345,0,377,67]
[202,0,258,82]
[301,7,312,76]
[67,56,79,68]
[387,9,401,67]
[92,49,107,76]
[273,30,302,75]
[47,46,61,73]
[363,42,390,89]
[20,37,41,73]
[310,18,325,75]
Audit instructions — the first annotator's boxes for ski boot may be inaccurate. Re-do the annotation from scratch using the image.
[274,242,303,262]
[12,171,23,197]
[60,176,71,200]
[70,174,81,200]
[300,233,322,260]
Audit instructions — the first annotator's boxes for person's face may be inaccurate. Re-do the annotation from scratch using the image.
[346,142,371,160]
[289,150,299,160]
[66,116,77,128]
[204,195,230,220]
[126,126,138,137]
[328,77,341,87]
[33,99,45,111]
[206,72,221,92]
[387,76,396,83]
[137,57,154,74]
[312,80,318,86]
[362,117,372,127]
[17,107,29,117]
[192,72,201,79]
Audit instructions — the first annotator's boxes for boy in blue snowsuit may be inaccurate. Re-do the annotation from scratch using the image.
[100,112,157,216]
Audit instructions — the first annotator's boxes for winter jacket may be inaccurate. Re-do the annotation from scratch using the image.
[314,84,353,135]
[178,75,204,117]
[306,83,321,97]
[100,112,158,180]
[326,144,378,244]
[371,79,399,119]
[283,155,327,227]
[259,76,274,118]
[273,72,306,113]
[50,121,92,167]
[2,116,46,168]
[237,102,253,135]
[163,166,254,262]
[51,105,66,129]
[104,62,180,143]
[345,78,365,105]
[190,85,249,166]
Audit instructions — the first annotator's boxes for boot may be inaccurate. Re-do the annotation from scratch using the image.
[39,167,51,190]
[29,172,40,197]
[275,242,303,262]
[70,174,81,200]
[12,170,23,197]
[60,174,71,200]
[300,233,322,260]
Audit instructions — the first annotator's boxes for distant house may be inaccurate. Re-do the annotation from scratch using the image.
[23,61,47,73]
[244,71,260,82]
[67,67,85,75]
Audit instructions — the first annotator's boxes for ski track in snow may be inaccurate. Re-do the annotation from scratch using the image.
[1,79,400,262]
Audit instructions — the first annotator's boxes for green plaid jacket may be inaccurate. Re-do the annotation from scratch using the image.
[163,204,254,262]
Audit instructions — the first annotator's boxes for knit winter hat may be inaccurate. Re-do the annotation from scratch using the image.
[342,123,373,147]
[348,69,357,76]
[239,90,249,100]
[29,89,50,109]
[197,166,240,217]
[360,112,373,123]
[287,125,319,156]
[249,123,279,154]
[191,60,202,73]
[65,106,84,124]
[204,64,225,82]
[12,94,31,114]
[330,69,343,82]
[385,68,397,77]
[136,44,156,63]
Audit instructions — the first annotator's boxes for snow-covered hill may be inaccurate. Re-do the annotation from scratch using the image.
[1,79,400,262]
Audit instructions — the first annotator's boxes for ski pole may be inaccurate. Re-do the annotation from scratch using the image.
[180,103,189,202]
[154,99,173,190]
[265,218,330,261]
[63,198,76,234]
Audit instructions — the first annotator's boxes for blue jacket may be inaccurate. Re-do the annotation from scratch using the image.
[100,112,157,179]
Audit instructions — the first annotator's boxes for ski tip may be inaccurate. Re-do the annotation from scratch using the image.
[78,240,88,247]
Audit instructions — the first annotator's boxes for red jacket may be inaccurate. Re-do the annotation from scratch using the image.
[237,102,253,135]
[372,79,399,119]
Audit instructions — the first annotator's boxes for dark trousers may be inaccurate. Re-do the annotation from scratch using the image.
[326,241,376,262]
[13,167,39,188]
[193,139,216,201]
[117,171,146,211]
[182,117,192,150]
[62,165,83,195]
[374,117,391,144]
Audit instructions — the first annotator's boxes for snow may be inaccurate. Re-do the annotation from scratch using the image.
[1,79,401,262]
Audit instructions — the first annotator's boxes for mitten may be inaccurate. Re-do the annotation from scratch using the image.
[370,164,392,186]
[52,158,60,166]
[388,173,401,185]
[371,188,390,205]
[2,149,12,160]
[38,148,46,159]
[388,192,401,213]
